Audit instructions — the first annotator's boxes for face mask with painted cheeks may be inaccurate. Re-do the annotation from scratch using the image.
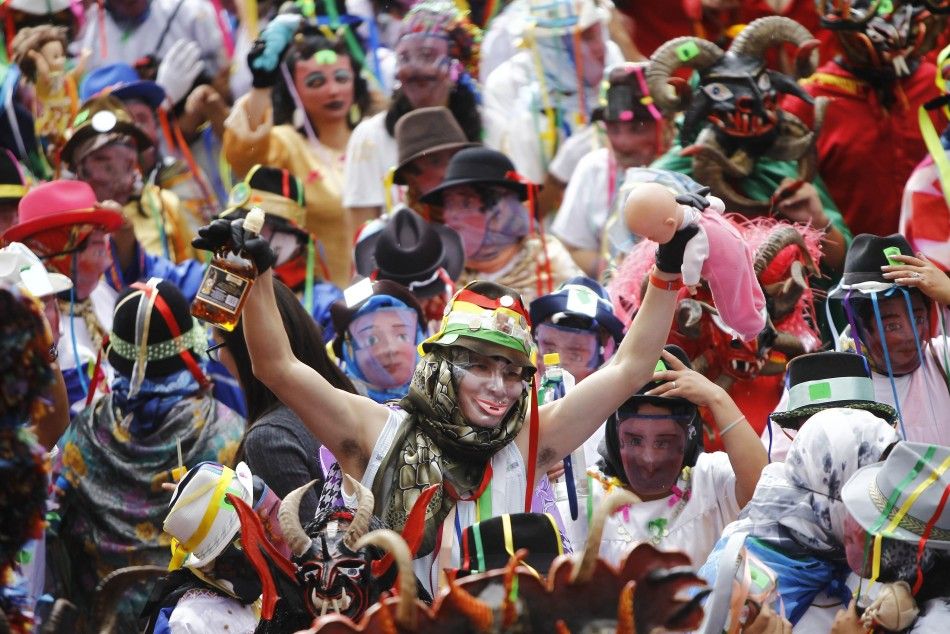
[347,306,420,389]
[535,321,600,382]
[442,186,530,262]
[447,347,530,429]
[616,404,689,500]
[395,33,456,108]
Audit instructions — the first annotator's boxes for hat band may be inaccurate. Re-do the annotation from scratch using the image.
[441,300,532,352]
[222,189,306,229]
[868,478,950,542]
[786,375,875,411]
[0,184,26,198]
[109,323,205,362]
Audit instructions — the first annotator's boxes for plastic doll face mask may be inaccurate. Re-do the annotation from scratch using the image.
[442,186,530,262]
[348,307,419,389]
[535,322,599,382]
[605,120,659,169]
[77,141,138,205]
[395,33,454,108]
[448,347,529,428]
[616,408,687,500]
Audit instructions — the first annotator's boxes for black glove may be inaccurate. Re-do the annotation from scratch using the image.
[230,218,276,273]
[192,218,233,253]
[247,39,280,89]
[675,186,712,212]
[655,225,699,274]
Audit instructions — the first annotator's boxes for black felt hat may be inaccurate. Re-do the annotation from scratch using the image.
[107,280,206,379]
[419,147,528,206]
[769,351,897,430]
[354,206,464,298]
[829,233,914,299]
[0,150,28,203]
[219,164,307,233]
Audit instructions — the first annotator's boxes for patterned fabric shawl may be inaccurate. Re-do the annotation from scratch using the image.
[53,390,244,630]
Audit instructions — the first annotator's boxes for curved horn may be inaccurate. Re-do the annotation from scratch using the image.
[92,566,167,634]
[729,16,819,78]
[753,226,817,277]
[444,570,494,630]
[773,331,807,358]
[278,480,317,557]
[647,36,725,113]
[354,529,417,629]
[573,488,641,584]
[342,473,375,551]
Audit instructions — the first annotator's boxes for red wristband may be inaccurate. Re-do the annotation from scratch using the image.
[649,274,684,292]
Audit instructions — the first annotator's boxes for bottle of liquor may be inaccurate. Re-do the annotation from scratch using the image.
[191,208,265,331]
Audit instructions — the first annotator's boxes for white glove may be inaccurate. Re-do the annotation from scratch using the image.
[156,39,206,106]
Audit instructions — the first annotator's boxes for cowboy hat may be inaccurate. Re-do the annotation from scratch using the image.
[420,148,529,206]
[842,441,950,551]
[393,107,477,185]
[1,180,124,245]
[354,206,464,298]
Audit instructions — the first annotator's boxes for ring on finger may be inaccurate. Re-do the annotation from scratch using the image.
[910,272,922,279]
[671,381,677,389]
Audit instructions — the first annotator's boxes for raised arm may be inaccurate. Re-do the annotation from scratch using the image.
[646,350,766,507]
[195,221,388,477]
[526,265,680,474]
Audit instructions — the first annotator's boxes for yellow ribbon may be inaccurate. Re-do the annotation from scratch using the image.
[178,466,237,554]
[916,44,950,213]
[869,454,950,588]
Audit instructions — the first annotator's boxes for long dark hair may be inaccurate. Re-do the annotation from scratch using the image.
[272,25,371,130]
[221,280,356,461]
[384,83,482,142]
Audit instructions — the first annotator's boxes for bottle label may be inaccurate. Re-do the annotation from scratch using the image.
[195,264,252,315]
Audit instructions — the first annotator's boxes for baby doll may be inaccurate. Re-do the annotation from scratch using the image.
[11,25,86,147]
[623,181,766,341]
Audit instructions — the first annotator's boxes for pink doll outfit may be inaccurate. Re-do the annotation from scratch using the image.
[680,197,766,341]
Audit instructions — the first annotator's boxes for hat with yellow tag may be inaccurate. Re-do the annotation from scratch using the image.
[163,461,254,568]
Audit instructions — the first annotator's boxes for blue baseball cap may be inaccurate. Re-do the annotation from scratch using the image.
[80,63,166,109]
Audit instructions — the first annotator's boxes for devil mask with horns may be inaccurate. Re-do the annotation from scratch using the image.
[645,17,829,215]
[818,0,947,83]
[228,467,436,631]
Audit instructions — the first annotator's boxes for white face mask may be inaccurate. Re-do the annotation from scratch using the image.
[266,229,304,267]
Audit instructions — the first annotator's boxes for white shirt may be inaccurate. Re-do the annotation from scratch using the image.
[57,280,116,374]
[341,111,400,209]
[168,589,258,633]
[355,408,528,598]
[548,124,601,184]
[77,0,226,75]
[595,452,740,568]
[483,43,623,183]
[551,147,614,251]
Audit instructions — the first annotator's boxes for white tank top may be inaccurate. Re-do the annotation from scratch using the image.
[358,407,528,597]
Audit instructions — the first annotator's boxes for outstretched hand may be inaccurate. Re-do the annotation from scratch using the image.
[882,252,950,306]
[645,349,726,408]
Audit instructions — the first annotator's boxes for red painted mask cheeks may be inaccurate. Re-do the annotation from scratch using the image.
[616,413,687,499]
[348,307,419,389]
[535,322,599,382]
[448,347,529,429]
[442,186,530,262]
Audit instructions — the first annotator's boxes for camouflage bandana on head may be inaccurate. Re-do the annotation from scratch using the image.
[371,349,528,556]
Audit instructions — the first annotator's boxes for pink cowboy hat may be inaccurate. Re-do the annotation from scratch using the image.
[1,180,124,245]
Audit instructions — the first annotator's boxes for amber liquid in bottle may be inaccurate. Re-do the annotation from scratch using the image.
[191,208,265,331]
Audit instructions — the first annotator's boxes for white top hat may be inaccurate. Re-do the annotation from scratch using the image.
[163,462,255,568]
[0,242,72,298]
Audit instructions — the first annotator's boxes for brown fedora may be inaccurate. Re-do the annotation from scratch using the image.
[392,106,478,185]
